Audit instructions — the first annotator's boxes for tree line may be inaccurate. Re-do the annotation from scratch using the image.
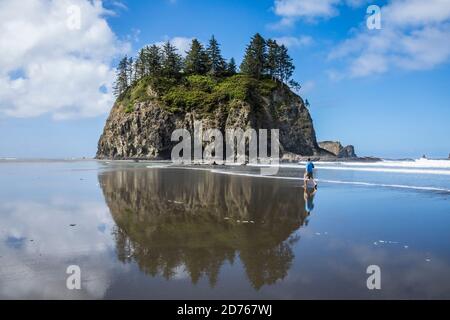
[113,33,299,97]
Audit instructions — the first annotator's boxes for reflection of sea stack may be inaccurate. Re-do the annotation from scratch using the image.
[98,168,309,289]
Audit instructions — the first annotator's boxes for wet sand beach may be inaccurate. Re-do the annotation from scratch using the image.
[0,160,449,299]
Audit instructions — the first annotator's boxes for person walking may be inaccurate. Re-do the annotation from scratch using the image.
[305,158,315,179]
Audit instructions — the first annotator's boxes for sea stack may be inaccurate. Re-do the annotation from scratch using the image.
[96,75,322,160]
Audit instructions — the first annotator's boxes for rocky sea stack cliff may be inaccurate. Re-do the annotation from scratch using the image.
[96,33,358,161]
[96,74,324,160]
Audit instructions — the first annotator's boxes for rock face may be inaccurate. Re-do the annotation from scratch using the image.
[97,81,321,159]
[318,141,357,158]
[340,145,357,158]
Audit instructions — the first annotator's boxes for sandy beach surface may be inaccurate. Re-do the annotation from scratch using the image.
[0,159,449,299]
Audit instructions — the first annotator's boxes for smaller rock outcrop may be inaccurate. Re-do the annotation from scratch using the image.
[318,141,357,158]
[339,145,356,158]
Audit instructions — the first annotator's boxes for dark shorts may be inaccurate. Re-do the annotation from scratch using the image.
[306,172,313,179]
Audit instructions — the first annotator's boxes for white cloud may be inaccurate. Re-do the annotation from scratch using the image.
[168,37,194,55]
[272,0,369,26]
[328,0,450,78]
[384,0,450,27]
[299,80,315,94]
[274,35,313,48]
[0,199,118,299]
[0,0,129,120]
[274,0,339,26]
[154,36,194,56]
[109,0,128,11]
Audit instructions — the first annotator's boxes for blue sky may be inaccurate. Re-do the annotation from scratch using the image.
[0,0,449,159]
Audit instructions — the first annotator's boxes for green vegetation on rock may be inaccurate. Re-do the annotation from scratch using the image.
[117,74,280,114]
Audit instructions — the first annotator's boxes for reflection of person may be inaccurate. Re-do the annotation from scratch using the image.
[304,176,317,190]
[304,187,317,214]
[303,168,317,214]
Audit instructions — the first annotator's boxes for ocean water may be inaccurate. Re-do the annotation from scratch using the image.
[246,159,450,192]
[0,159,449,299]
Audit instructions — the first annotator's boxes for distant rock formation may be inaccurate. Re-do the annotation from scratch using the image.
[318,141,357,158]
[339,145,357,158]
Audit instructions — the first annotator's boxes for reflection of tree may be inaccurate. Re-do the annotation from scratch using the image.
[240,241,296,290]
[99,167,309,289]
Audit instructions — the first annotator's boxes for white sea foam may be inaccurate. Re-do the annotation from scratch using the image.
[296,158,450,169]
[251,159,450,175]
[145,165,172,169]
[306,166,450,175]
[208,169,450,193]
[336,159,450,169]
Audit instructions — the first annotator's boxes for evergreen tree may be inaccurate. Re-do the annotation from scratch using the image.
[113,56,129,97]
[161,41,183,77]
[184,39,208,75]
[289,79,301,92]
[265,39,280,79]
[278,44,294,83]
[112,34,300,99]
[226,57,237,75]
[134,49,146,81]
[144,44,162,76]
[240,33,267,79]
[206,35,226,76]
[127,56,134,86]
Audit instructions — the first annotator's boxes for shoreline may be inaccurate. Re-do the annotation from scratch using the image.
[3,156,450,163]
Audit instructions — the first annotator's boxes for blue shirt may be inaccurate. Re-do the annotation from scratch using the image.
[306,161,314,173]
